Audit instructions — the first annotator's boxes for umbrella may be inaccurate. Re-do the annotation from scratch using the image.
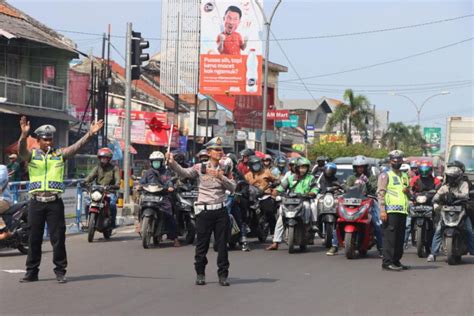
[4,136,38,154]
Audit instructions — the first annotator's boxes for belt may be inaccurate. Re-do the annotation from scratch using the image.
[32,194,61,203]
[195,202,226,211]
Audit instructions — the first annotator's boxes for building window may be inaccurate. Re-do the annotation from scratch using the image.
[43,65,56,86]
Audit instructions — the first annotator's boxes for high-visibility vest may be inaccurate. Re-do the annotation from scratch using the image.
[28,149,65,193]
[384,170,409,214]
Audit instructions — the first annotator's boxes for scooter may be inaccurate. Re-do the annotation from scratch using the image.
[316,186,343,248]
[176,183,198,244]
[247,185,273,243]
[0,201,29,254]
[280,193,312,253]
[85,184,117,242]
[440,198,470,265]
[409,190,436,257]
[336,187,376,259]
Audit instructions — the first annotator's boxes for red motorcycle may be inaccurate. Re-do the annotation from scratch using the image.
[84,184,117,242]
[336,187,376,259]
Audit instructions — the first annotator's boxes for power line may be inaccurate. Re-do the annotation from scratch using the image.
[54,13,474,42]
[281,37,474,82]
[279,79,473,88]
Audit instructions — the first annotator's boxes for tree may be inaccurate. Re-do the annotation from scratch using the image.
[325,89,377,144]
[381,122,426,155]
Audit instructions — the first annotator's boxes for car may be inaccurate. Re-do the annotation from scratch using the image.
[332,157,381,182]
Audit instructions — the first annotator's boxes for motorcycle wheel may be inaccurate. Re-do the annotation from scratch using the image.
[288,226,296,254]
[87,213,97,243]
[324,223,333,249]
[446,236,458,265]
[141,217,154,249]
[415,226,426,258]
[344,232,356,259]
[257,217,269,243]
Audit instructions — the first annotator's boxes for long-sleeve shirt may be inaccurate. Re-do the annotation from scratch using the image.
[140,168,173,188]
[18,131,95,162]
[433,181,469,204]
[277,173,318,195]
[85,164,120,186]
[377,170,409,209]
[345,173,378,195]
[0,165,12,205]
[169,160,236,205]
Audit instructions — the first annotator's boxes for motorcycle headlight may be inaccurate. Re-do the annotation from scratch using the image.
[340,203,369,220]
[323,194,335,209]
[178,195,193,207]
[416,196,427,204]
[91,191,103,202]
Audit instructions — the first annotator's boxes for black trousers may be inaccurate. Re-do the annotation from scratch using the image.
[194,208,229,277]
[260,198,277,230]
[26,198,67,276]
[382,213,407,266]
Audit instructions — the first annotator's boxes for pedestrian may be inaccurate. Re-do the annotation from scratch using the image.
[167,137,236,286]
[17,116,103,283]
[7,153,22,182]
[378,150,410,271]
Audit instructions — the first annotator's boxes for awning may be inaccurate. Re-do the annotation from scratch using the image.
[0,104,80,122]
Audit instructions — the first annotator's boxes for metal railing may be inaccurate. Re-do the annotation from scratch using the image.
[0,76,65,111]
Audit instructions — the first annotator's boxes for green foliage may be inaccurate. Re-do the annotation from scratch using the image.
[308,142,389,161]
[381,122,426,155]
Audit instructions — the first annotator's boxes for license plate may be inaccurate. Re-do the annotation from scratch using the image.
[142,196,163,202]
[284,198,300,205]
[182,191,198,198]
[90,202,104,208]
[344,198,361,205]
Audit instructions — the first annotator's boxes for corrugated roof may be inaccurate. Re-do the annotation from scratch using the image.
[0,2,77,55]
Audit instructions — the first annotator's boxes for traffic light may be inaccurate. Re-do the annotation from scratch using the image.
[131,31,150,80]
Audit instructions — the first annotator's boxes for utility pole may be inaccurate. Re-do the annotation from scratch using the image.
[257,0,282,154]
[123,23,132,205]
[371,104,376,146]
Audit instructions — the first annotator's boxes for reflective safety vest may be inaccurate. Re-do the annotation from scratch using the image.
[28,149,65,193]
[384,170,409,214]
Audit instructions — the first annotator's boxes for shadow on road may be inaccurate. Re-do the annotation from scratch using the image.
[228,277,279,285]
[406,265,440,270]
[0,250,51,258]
[49,274,174,282]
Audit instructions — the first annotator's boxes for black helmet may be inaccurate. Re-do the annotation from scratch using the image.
[447,160,465,173]
[248,155,263,173]
[240,148,255,158]
[316,155,328,162]
[226,153,238,167]
[276,157,287,168]
[445,164,463,186]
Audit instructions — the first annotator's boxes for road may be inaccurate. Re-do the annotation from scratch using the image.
[1,227,473,316]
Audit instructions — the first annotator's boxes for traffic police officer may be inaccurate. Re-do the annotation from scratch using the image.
[167,137,236,286]
[18,116,103,283]
[378,150,410,271]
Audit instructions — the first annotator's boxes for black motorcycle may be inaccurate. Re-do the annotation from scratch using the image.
[84,184,117,242]
[280,193,312,253]
[0,201,29,254]
[316,186,343,248]
[176,183,198,244]
[139,184,172,249]
[440,198,470,265]
[409,190,436,257]
[246,185,273,243]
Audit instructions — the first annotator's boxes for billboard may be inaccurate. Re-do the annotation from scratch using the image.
[199,0,263,95]
[424,127,442,155]
[319,134,346,145]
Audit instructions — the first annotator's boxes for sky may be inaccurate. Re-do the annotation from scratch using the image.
[9,0,474,149]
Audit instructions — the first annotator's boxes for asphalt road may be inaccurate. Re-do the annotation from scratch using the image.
[1,227,473,316]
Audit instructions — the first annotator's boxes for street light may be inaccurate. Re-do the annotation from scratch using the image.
[389,91,450,127]
[256,0,282,154]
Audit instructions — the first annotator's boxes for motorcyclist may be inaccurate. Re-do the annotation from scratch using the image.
[410,160,441,193]
[311,155,328,178]
[409,160,419,178]
[400,163,411,175]
[272,157,288,179]
[266,157,318,250]
[140,151,180,247]
[262,154,273,171]
[237,148,255,177]
[0,165,13,240]
[243,155,278,251]
[174,152,189,168]
[318,162,341,194]
[197,149,209,164]
[342,155,383,257]
[427,161,474,262]
[84,148,120,228]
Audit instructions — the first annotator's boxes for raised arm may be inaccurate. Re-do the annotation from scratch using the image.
[18,116,32,162]
[62,120,104,160]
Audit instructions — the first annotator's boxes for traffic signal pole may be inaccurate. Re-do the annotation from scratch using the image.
[123,22,132,205]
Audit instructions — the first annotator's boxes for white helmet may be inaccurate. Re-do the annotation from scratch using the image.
[400,163,410,172]
[353,155,369,167]
[149,151,164,161]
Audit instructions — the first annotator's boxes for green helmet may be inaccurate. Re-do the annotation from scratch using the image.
[297,157,311,167]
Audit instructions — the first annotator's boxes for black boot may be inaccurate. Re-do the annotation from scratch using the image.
[56,274,67,284]
[195,274,206,286]
[19,273,39,283]
[218,276,230,286]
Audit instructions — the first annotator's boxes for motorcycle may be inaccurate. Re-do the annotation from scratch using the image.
[409,190,436,258]
[247,185,274,243]
[85,185,117,242]
[0,201,29,254]
[175,183,197,244]
[280,193,312,253]
[440,198,470,265]
[316,186,343,248]
[139,184,171,249]
[336,187,376,259]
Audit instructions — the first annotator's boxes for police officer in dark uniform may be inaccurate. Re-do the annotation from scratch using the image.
[18,116,103,283]
[167,137,236,286]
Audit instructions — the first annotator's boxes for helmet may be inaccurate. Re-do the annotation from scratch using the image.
[240,148,255,158]
[445,165,463,186]
[197,149,209,158]
[289,158,298,166]
[324,162,337,177]
[316,155,328,162]
[149,151,165,161]
[174,152,185,164]
[226,153,238,167]
[297,157,311,167]
[400,164,411,172]
[448,160,465,173]
[97,147,113,159]
[352,155,369,167]
[248,155,263,173]
[276,157,287,168]
[263,154,273,162]
[418,161,433,177]
[410,160,419,169]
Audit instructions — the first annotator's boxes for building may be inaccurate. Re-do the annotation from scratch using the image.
[0,1,79,162]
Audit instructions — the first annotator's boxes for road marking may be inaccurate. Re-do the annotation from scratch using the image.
[2,269,26,274]
[119,228,136,234]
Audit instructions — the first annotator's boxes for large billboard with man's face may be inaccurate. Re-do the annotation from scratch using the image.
[199,0,263,96]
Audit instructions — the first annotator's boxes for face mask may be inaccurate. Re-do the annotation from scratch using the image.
[392,163,402,170]
[251,164,261,172]
[152,161,162,169]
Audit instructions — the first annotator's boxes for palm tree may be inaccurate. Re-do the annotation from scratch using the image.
[381,122,427,154]
[325,89,376,144]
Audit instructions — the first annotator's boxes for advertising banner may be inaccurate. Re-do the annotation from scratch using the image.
[275,115,299,128]
[199,0,263,95]
[267,110,289,120]
[319,134,346,145]
[423,127,442,155]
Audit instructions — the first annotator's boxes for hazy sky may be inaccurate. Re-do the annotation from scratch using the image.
[9,0,474,147]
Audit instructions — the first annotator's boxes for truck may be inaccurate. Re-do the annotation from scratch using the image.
[446,116,474,184]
